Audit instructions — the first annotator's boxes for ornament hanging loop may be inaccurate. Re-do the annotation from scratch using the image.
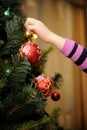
[25,31,38,42]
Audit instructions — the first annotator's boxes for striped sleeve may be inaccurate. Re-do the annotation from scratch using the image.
[61,39,87,73]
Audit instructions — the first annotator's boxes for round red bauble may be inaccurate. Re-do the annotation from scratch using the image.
[34,75,54,97]
[51,91,60,101]
[19,42,42,65]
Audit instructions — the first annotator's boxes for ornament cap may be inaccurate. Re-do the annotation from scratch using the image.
[25,31,38,41]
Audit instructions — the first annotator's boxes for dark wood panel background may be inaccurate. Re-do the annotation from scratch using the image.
[66,0,87,7]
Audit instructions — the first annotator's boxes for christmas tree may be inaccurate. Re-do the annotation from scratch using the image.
[0,0,64,129]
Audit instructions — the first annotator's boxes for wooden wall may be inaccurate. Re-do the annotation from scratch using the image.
[67,0,87,6]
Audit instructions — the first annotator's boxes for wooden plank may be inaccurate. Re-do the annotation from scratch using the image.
[66,0,87,6]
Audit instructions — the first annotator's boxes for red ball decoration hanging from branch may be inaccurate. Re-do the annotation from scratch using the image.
[19,41,42,65]
[51,91,60,101]
[34,75,54,97]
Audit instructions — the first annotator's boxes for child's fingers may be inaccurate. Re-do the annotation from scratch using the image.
[27,25,36,34]
[25,18,41,27]
[25,18,35,26]
[24,18,31,29]
[25,18,35,32]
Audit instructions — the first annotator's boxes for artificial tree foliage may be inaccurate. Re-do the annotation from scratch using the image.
[0,0,64,129]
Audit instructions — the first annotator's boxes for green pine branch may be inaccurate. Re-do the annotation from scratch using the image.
[2,116,50,130]
[1,86,46,124]
[53,73,63,89]
[1,109,64,130]
[7,55,31,88]
[0,14,26,56]
[31,46,53,76]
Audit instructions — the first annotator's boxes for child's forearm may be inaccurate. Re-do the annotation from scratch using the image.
[62,39,87,73]
[47,32,87,73]
[47,32,66,50]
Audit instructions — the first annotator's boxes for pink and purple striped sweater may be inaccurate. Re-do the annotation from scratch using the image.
[61,39,87,73]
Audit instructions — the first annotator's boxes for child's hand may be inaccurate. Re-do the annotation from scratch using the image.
[25,18,65,49]
[25,18,52,42]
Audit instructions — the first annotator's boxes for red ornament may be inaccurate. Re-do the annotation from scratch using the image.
[51,91,60,101]
[19,42,42,65]
[34,75,54,97]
